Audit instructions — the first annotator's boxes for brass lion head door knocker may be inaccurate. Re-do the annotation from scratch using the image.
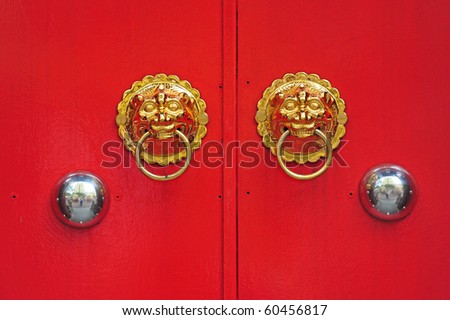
[116,74,208,181]
[256,72,348,180]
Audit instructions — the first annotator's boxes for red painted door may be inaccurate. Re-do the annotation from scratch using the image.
[2,0,450,300]
[237,0,450,299]
[0,0,224,299]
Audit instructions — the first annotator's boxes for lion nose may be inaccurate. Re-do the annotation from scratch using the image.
[301,112,307,120]
[159,113,165,121]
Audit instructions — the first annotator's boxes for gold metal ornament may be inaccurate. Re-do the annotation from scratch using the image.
[256,72,347,180]
[116,74,208,180]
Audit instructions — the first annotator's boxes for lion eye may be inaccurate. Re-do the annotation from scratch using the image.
[284,102,296,111]
[144,103,156,112]
[168,103,180,111]
[309,102,319,110]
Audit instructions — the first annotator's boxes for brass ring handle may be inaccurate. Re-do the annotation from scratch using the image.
[135,130,192,181]
[256,72,347,179]
[276,129,332,180]
[116,74,208,178]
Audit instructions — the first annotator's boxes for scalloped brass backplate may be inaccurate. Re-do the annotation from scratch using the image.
[116,74,208,166]
[256,72,347,164]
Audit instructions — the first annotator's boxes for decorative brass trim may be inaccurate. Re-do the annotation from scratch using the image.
[116,74,208,166]
[256,72,347,164]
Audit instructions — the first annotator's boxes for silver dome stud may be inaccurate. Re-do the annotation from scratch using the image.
[359,164,417,221]
[53,172,109,228]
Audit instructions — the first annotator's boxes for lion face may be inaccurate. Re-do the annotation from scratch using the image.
[130,84,197,141]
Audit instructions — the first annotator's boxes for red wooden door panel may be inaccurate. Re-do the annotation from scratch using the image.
[237,0,450,299]
[0,0,223,299]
